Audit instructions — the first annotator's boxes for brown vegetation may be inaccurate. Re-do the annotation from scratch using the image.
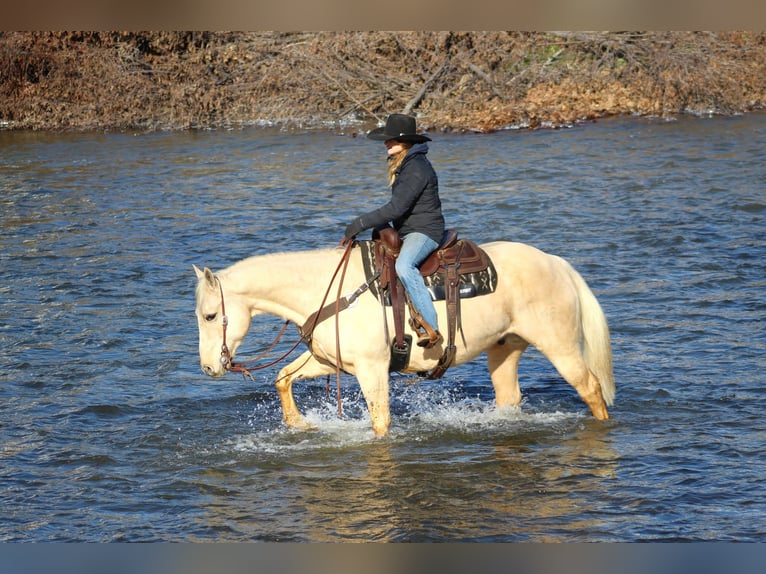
[1,31,765,132]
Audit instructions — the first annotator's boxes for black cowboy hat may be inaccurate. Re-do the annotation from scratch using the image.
[367,113,431,143]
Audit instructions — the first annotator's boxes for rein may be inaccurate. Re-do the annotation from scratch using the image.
[216,241,357,416]
[333,240,354,415]
[217,281,300,381]
[297,239,355,416]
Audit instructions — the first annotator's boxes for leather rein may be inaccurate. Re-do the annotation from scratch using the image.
[217,280,296,381]
[215,241,360,414]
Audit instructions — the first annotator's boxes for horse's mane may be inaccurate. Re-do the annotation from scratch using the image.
[196,248,350,298]
[223,247,341,275]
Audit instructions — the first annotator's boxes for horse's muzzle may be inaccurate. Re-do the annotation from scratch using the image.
[200,363,226,378]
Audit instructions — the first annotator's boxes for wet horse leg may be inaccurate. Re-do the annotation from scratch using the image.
[275,351,335,430]
[547,351,609,420]
[486,339,528,408]
[512,289,610,419]
[354,359,392,436]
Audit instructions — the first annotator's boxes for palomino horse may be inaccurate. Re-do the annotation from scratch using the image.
[194,241,614,436]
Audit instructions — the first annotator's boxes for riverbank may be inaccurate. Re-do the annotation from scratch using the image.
[2,31,765,132]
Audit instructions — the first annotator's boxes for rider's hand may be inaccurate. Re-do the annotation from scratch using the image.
[344,216,365,240]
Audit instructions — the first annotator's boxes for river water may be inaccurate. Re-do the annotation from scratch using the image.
[1,112,764,542]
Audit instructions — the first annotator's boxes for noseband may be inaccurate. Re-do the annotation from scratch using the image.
[209,241,355,415]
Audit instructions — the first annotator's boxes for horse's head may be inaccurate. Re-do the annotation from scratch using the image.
[193,265,251,377]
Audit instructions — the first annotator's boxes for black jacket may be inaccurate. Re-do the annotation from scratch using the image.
[346,143,445,244]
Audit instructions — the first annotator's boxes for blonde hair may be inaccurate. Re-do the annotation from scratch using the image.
[386,143,412,186]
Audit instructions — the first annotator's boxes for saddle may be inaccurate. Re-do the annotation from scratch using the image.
[370,227,496,378]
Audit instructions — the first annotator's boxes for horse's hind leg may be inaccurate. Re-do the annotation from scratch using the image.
[275,351,335,430]
[486,339,528,408]
[546,351,609,420]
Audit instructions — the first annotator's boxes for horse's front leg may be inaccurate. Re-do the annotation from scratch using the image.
[275,351,335,430]
[354,359,392,437]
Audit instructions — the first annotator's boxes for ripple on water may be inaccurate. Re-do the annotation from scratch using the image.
[2,114,765,542]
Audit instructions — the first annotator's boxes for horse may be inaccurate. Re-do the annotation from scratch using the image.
[193,241,615,437]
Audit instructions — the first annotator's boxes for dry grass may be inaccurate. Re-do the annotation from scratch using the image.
[1,31,765,132]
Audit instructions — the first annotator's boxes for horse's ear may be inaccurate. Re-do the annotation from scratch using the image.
[193,265,218,290]
[203,267,218,290]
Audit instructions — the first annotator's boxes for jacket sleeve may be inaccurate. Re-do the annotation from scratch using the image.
[344,216,366,239]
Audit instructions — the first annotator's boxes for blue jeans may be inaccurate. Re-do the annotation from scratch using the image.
[396,232,439,331]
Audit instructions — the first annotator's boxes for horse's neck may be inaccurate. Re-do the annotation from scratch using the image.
[222,248,360,323]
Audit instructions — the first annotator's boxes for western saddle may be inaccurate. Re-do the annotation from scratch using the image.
[372,226,493,379]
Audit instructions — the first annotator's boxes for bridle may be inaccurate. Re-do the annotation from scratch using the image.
[216,279,299,381]
[212,240,360,416]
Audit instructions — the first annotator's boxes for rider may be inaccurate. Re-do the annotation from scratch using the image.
[344,113,445,349]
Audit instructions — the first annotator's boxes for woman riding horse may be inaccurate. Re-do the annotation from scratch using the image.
[344,113,445,349]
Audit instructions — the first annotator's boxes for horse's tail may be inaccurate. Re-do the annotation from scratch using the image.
[562,258,615,405]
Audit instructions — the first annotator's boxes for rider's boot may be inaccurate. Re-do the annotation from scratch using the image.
[408,308,442,349]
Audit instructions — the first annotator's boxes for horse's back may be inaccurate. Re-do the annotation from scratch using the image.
[480,241,565,279]
[480,240,547,258]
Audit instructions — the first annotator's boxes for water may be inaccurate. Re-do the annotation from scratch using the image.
[1,113,764,542]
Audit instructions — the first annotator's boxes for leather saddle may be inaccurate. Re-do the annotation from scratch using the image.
[370,226,496,378]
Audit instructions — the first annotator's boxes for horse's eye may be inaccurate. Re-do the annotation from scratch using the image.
[204,313,217,322]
